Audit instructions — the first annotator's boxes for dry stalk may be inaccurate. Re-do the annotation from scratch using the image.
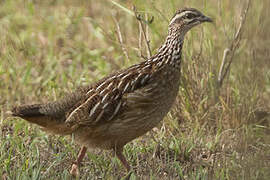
[112,14,130,62]
[145,13,152,58]
[133,6,153,59]
[138,18,143,60]
[217,0,251,89]
[218,48,230,84]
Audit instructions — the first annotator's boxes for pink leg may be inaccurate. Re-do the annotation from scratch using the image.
[70,146,87,176]
[115,147,131,172]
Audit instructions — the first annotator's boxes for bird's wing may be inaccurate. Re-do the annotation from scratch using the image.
[118,82,160,121]
[65,62,155,128]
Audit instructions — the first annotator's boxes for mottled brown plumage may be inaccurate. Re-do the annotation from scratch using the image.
[11,8,212,175]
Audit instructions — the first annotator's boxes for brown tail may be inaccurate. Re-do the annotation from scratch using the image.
[11,86,90,135]
[12,104,74,135]
[12,104,45,118]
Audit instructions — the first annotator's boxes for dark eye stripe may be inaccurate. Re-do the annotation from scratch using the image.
[185,13,196,19]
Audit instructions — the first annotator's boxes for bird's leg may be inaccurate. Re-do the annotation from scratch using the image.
[114,147,131,172]
[70,146,87,176]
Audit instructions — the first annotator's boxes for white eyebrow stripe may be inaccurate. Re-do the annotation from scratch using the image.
[169,11,196,25]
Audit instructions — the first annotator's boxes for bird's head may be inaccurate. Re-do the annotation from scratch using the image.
[168,8,213,35]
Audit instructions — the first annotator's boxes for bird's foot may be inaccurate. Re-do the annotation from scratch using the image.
[70,163,80,177]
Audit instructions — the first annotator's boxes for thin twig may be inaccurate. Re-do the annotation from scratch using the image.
[217,0,250,88]
[145,13,152,58]
[138,19,144,59]
[133,6,153,59]
[139,15,152,58]
[138,22,148,60]
[112,14,130,62]
[218,48,230,84]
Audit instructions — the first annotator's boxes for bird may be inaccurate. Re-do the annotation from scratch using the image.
[11,8,212,175]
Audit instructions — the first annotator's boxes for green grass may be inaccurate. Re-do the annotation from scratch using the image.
[1,0,270,179]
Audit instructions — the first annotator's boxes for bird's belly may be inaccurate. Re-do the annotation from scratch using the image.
[73,110,164,150]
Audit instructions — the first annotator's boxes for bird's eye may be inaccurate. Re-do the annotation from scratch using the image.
[185,13,195,19]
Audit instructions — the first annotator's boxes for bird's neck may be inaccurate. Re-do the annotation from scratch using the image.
[153,30,184,69]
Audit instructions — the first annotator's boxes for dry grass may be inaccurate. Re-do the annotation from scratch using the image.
[0,0,269,179]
